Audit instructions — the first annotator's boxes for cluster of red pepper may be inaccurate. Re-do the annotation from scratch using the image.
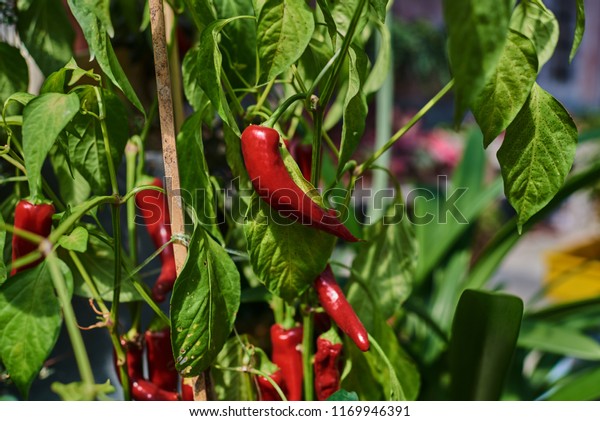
[116,327,192,401]
[242,126,370,401]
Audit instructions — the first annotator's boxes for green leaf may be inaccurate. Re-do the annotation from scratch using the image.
[448,289,523,400]
[326,389,359,401]
[16,0,74,75]
[316,0,337,45]
[509,0,559,69]
[177,112,223,242]
[257,0,314,81]
[363,19,391,95]
[68,87,129,195]
[342,300,419,400]
[3,92,35,112]
[58,226,89,253]
[346,201,416,319]
[23,92,80,199]
[332,0,369,41]
[369,0,388,23]
[0,212,5,284]
[223,122,248,182]
[182,0,217,32]
[48,146,92,205]
[244,194,335,301]
[67,0,144,114]
[518,321,600,360]
[51,380,114,400]
[443,0,512,122]
[212,335,255,400]
[215,0,257,89]
[498,83,578,230]
[0,43,28,107]
[543,366,600,401]
[338,46,368,175]
[171,225,240,376]
[569,0,585,62]
[473,30,538,147]
[182,47,212,112]
[196,19,239,128]
[0,260,73,398]
[60,233,141,302]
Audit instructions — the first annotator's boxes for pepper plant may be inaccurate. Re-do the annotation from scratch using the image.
[1,0,599,402]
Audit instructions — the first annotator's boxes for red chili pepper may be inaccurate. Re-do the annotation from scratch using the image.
[180,378,194,401]
[131,378,180,401]
[270,323,303,401]
[11,199,54,275]
[241,125,358,242]
[256,369,287,401]
[292,143,313,181]
[135,177,177,302]
[314,336,343,400]
[314,265,370,352]
[113,335,144,391]
[145,327,178,392]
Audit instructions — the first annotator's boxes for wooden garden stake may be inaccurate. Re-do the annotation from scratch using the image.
[148,0,208,401]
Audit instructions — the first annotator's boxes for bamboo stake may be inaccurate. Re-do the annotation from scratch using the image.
[148,0,208,401]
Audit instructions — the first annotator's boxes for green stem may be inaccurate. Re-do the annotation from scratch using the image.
[302,305,314,401]
[222,70,245,117]
[45,252,96,393]
[68,251,110,315]
[214,365,288,401]
[254,77,276,120]
[95,87,119,196]
[357,79,454,176]
[264,93,307,128]
[125,141,138,265]
[319,0,368,107]
[49,195,117,243]
[311,111,324,186]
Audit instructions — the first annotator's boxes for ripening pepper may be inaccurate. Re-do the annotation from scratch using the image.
[256,369,288,401]
[145,327,178,392]
[11,199,55,275]
[314,336,343,400]
[270,323,303,401]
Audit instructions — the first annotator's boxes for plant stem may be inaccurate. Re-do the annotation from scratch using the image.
[357,80,454,175]
[311,111,324,186]
[214,365,288,401]
[302,306,314,401]
[264,93,307,128]
[49,195,117,242]
[95,87,120,196]
[45,252,96,395]
[125,141,138,265]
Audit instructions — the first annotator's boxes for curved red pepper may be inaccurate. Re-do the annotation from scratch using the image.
[135,178,177,302]
[256,369,287,401]
[270,324,303,401]
[180,378,194,401]
[314,337,343,400]
[113,336,144,389]
[288,142,313,181]
[145,327,178,392]
[241,125,358,242]
[131,378,180,401]
[11,200,55,275]
[314,265,370,352]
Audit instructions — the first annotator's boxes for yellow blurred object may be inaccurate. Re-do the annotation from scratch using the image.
[544,238,600,302]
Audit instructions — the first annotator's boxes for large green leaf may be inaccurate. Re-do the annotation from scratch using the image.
[498,83,578,230]
[509,0,559,69]
[518,321,600,360]
[244,195,334,301]
[195,18,239,129]
[363,19,391,95]
[60,232,141,302]
[181,47,212,112]
[215,0,257,89]
[67,0,144,114]
[16,0,73,75]
[543,366,600,401]
[0,43,28,108]
[49,145,92,206]
[23,92,80,199]
[448,289,523,400]
[211,335,255,400]
[257,0,314,81]
[569,0,585,62]
[68,86,129,195]
[177,112,223,242]
[342,293,420,400]
[0,260,72,398]
[332,0,369,41]
[346,201,416,319]
[473,30,538,147]
[443,0,512,122]
[182,0,217,32]
[338,46,368,175]
[171,225,240,376]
